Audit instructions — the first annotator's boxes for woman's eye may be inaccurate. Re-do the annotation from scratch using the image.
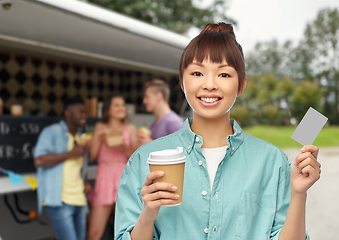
[219,73,230,78]
[192,72,202,76]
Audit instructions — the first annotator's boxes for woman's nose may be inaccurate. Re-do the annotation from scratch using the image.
[203,75,218,91]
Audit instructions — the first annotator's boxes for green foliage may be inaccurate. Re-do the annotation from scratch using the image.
[254,73,277,105]
[300,8,339,124]
[290,80,323,122]
[245,7,339,125]
[245,40,296,78]
[84,0,235,33]
[260,104,284,125]
[230,104,254,127]
[236,73,294,125]
[236,74,325,126]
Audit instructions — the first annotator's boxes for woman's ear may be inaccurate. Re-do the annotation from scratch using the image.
[237,77,247,97]
[180,83,185,93]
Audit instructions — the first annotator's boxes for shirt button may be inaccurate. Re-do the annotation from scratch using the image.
[187,145,191,150]
[198,160,202,165]
[204,228,208,233]
[202,190,207,196]
[215,192,218,198]
[195,137,200,142]
[213,226,217,232]
[232,147,235,151]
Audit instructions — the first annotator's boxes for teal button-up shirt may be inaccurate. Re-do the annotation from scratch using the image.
[115,118,310,240]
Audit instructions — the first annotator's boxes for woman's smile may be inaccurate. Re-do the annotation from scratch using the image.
[197,94,223,107]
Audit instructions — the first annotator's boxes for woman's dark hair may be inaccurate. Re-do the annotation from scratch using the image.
[179,22,246,92]
[102,94,127,124]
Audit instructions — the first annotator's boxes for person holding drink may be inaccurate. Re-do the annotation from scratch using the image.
[34,97,91,240]
[87,95,138,240]
[115,23,321,240]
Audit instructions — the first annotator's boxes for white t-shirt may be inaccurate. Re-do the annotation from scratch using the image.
[201,146,228,191]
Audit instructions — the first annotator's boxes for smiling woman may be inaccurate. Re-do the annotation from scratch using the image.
[115,23,321,240]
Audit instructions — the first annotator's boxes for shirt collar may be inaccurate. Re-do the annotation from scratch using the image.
[59,120,69,132]
[178,118,244,155]
[228,119,244,155]
[178,118,197,154]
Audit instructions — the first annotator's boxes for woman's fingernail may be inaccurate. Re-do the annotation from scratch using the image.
[175,194,180,199]
[172,186,177,191]
[159,171,164,176]
[301,146,306,152]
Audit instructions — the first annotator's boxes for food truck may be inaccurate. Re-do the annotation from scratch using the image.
[0,0,190,239]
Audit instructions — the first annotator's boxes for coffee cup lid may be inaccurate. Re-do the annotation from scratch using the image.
[147,147,186,165]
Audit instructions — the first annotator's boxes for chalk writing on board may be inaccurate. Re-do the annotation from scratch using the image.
[0,116,99,173]
[0,143,34,160]
[19,123,40,135]
[0,122,10,135]
[0,122,41,135]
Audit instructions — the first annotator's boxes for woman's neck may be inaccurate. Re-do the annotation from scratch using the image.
[190,114,234,148]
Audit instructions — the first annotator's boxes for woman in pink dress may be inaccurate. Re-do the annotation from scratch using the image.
[87,95,138,240]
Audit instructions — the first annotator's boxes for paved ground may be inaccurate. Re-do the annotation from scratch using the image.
[282,147,339,240]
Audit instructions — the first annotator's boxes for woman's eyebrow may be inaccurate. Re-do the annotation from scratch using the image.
[192,62,204,67]
[218,64,229,68]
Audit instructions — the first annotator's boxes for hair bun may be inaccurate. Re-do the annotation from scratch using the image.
[200,22,236,39]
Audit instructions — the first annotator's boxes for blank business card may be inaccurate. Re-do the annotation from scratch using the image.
[291,107,328,146]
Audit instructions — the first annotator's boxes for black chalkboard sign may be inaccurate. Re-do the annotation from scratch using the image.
[0,116,99,174]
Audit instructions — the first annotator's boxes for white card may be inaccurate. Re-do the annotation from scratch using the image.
[291,107,328,146]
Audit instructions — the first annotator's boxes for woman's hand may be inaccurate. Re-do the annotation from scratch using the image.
[291,145,321,196]
[96,127,108,141]
[139,171,180,224]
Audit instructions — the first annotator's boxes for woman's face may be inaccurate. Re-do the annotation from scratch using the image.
[182,59,245,120]
[109,97,127,120]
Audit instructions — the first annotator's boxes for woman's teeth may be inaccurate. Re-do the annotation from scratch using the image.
[200,97,219,103]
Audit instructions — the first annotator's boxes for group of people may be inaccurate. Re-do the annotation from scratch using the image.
[33,79,183,240]
[35,22,321,240]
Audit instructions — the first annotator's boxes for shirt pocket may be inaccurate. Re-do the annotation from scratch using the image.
[236,191,276,240]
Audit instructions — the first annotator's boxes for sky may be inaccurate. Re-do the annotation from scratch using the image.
[189,0,339,53]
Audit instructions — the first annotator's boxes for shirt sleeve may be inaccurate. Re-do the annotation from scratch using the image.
[270,154,310,240]
[33,127,54,158]
[114,151,160,240]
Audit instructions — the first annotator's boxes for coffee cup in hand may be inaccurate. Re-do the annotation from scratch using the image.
[147,147,186,206]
